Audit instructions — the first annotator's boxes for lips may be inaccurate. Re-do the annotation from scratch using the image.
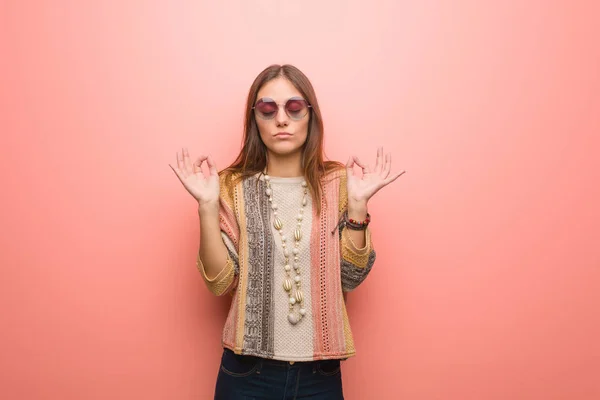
[274,132,292,137]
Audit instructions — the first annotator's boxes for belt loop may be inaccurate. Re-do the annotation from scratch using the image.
[256,358,263,375]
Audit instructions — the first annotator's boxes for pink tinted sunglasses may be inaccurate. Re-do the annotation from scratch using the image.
[252,96,312,121]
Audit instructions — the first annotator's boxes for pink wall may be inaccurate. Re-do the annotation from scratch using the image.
[1,1,599,399]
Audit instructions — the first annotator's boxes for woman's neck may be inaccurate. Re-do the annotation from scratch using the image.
[266,152,303,177]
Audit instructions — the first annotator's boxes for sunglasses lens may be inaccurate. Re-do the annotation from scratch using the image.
[285,99,308,120]
[254,98,309,120]
[255,100,278,119]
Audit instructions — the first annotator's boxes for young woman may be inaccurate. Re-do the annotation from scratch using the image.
[170,64,404,399]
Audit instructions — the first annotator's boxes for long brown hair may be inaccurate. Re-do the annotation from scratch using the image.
[222,64,343,215]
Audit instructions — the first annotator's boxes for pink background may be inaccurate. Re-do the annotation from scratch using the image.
[1,1,599,399]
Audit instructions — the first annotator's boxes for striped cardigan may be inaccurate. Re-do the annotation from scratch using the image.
[197,168,376,361]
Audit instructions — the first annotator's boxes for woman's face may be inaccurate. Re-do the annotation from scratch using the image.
[254,77,310,159]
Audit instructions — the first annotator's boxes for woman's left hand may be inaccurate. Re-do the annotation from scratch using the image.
[346,147,405,206]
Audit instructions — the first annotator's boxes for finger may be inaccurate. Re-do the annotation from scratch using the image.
[382,170,406,186]
[194,155,208,177]
[206,155,219,176]
[346,156,355,177]
[374,147,383,174]
[192,157,203,177]
[382,153,391,178]
[169,164,185,184]
[176,151,187,178]
[183,147,193,172]
[192,159,201,176]
[352,156,370,174]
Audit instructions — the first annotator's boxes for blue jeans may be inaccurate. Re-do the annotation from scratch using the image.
[214,348,345,399]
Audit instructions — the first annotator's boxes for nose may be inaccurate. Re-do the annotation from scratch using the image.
[275,104,289,126]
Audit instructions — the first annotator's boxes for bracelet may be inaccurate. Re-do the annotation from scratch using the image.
[344,211,371,231]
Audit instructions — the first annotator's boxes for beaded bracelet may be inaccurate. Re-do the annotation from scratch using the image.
[344,211,371,231]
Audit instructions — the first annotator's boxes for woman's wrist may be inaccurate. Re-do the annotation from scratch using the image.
[198,200,219,218]
[347,200,368,221]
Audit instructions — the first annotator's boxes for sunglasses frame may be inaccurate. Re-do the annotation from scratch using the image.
[252,96,312,121]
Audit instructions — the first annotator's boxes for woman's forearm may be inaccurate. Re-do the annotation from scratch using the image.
[346,200,368,248]
[198,202,229,280]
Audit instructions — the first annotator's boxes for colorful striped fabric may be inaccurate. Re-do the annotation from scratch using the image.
[197,168,376,361]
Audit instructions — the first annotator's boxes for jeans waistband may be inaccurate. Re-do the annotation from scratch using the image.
[223,348,343,367]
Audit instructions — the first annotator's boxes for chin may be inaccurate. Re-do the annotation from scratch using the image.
[266,142,304,157]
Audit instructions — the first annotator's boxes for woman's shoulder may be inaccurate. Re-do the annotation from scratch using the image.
[218,169,259,187]
[217,169,243,205]
[218,168,239,183]
[321,162,349,213]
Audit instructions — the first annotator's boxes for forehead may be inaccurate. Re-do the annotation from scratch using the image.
[257,77,303,101]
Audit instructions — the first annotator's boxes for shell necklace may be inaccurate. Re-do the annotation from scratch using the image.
[263,172,307,325]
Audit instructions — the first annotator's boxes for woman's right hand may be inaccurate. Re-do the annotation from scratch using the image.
[170,148,220,207]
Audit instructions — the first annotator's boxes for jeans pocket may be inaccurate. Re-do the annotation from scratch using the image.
[316,359,341,376]
[220,349,260,377]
